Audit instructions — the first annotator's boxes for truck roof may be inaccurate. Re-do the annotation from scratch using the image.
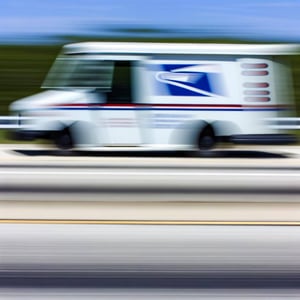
[63,42,300,56]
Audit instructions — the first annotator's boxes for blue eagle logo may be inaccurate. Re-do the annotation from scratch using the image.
[154,64,225,97]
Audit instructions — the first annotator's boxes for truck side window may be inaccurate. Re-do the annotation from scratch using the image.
[107,61,133,104]
[43,58,114,89]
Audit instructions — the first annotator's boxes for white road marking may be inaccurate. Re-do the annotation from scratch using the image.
[1,219,300,225]
[0,170,299,176]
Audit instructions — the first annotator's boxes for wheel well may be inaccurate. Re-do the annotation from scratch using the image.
[51,121,95,148]
[199,124,215,138]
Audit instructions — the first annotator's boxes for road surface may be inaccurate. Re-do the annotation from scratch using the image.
[0,145,300,222]
[0,144,300,292]
[1,224,300,289]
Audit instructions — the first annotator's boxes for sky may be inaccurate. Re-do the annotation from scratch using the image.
[0,0,300,43]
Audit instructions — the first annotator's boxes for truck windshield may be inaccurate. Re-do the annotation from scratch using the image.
[43,56,114,89]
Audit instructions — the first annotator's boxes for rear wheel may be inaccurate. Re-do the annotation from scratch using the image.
[196,126,216,156]
[198,133,215,150]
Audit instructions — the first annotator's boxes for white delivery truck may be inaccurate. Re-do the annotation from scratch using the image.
[10,42,299,151]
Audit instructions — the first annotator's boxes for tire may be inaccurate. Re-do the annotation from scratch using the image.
[198,127,216,151]
[193,127,217,157]
[53,128,73,150]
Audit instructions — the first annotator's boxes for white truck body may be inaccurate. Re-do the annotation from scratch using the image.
[10,42,298,150]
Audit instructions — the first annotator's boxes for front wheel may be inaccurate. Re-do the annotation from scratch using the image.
[53,128,73,150]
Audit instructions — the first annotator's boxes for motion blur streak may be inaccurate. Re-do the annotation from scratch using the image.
[2,224,300,288]
[1,288,300,300]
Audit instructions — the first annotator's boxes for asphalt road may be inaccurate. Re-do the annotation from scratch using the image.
[2,288,300,300]
[1,224,300,289]
[1,145,300,292]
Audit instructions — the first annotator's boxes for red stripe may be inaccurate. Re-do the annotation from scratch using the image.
[49,103,290,109]
[53,103,99,107]
[147,104,241,108]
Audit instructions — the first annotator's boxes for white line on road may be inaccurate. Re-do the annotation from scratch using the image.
[0,170,299,177]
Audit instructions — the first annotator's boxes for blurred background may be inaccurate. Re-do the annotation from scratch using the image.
[1,1,300,299]
[0,0,300,116]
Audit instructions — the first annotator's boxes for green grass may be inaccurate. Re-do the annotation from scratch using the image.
[0,130,8,143]
[0,129,50,144]
[0,45,60,115]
